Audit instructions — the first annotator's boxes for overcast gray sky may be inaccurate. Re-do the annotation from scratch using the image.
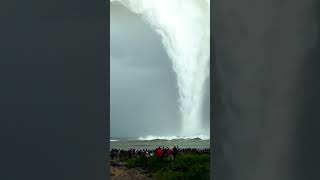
[110,3,210,138]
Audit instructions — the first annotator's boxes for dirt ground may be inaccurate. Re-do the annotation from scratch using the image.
[110,161,153,180]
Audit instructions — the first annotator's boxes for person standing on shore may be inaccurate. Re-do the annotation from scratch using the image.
[168,148,173,160]
[128,149,132,159]
[156,147,164,159]
[163,147,167,158]
[173,146,178,159]
[110,149,114,160]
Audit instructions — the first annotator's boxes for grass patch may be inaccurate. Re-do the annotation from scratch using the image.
[126,153,210,180]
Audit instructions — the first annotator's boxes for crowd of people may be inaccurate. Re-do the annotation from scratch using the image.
[110,146,210,161]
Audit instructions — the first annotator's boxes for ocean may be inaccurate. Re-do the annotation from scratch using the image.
[110,136,210,150]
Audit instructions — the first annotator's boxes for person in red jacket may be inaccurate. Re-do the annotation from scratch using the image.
[156,147,164,159]
[155,147,160,158]
[159,148,163,159]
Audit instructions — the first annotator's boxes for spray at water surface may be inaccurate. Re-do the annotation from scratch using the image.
[110,0,210,138]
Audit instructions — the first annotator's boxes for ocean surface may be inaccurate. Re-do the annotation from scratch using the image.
[110,136,210,150]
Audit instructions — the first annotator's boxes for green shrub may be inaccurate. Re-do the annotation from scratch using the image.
[126,154,210,180]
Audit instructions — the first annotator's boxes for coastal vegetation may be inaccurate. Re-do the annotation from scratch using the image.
[126,152,210,180]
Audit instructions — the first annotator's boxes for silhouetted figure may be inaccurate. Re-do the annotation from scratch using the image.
[110,149,114,160]
[128,149,132,159]
[163,147,167,158]
[173,146,178,159]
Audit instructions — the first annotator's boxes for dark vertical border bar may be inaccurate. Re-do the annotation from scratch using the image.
[212,0,320,180]
[106,0,111,178]
[0,0,109,179]
[210,1,214,180]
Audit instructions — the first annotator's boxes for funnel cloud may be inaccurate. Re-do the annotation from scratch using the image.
[110,0,210,138]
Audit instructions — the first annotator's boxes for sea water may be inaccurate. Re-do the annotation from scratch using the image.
[110,137,210,150]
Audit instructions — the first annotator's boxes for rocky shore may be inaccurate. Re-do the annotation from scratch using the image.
[110,160,153,180]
